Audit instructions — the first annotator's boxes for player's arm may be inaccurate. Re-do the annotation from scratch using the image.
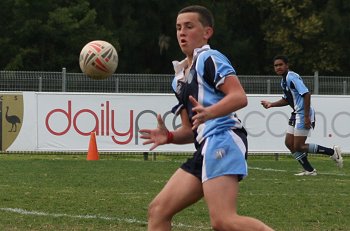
[139,110,194,151]
[171,109,195,144]
[261,98,288,109]
[303,92,311,128]
[190,75,247,129]
[212,75,248,115]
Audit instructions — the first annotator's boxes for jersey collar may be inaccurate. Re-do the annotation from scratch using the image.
[172,44,211,78]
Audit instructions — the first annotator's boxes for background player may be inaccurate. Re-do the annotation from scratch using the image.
[261,55,343,176]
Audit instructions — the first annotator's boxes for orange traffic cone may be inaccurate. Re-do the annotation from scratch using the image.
[87,132,99,160]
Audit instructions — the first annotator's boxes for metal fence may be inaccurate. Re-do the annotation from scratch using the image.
[1,69,349,95]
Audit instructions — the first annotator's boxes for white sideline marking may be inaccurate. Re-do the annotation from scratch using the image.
[115,192,150,195]
[0,207,137,222]
[249,166,347,176]
[249,167,287,172]
[317,172,347,176]
[0,207,211,230]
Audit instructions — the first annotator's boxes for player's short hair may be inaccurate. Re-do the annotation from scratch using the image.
[178,5,214,28]
[273,55,289,64]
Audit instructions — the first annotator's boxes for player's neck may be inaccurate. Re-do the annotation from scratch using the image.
[186,56,193,67]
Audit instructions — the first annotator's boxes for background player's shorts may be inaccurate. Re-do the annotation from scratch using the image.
[287,112,315,136]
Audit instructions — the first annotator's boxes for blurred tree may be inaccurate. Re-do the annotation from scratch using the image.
[0,0,15,70]
[97,0,181,73]
[1,0,116,71]
[320,0,350,75]
[209,0,266,74]
[0,0,349,75]
[251,0,349,75]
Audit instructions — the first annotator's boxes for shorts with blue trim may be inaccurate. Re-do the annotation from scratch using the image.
[180,128,248,182]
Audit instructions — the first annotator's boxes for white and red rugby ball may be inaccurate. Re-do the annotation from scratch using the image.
[79,40,118,80]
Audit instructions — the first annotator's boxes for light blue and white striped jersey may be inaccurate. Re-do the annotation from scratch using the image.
[171,45,243,145]
[281,70,315,115]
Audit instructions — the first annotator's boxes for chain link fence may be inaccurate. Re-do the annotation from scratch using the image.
[1,69,349,95]
[1,69,349,156]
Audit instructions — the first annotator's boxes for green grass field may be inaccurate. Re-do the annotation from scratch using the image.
[0,154,348,231]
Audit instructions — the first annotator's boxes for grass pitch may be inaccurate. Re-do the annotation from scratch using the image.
[0,154,348,231]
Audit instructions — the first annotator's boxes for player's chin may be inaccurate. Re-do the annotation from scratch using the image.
[276,70,285,75]
[179,46,186,53]
[179,46,191,55]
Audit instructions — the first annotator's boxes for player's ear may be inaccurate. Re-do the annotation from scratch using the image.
[204,27,213,40]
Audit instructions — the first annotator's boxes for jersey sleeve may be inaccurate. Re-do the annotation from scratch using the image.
[197,51,236,89]
[288,72,309,95]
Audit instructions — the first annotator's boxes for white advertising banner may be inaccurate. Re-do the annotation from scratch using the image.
[6,92,350,153]
[240,95,350,153]
[36,92,193,152]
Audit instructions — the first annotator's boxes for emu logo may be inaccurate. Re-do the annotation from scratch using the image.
[5,106,21,132]
[1,94,23,151]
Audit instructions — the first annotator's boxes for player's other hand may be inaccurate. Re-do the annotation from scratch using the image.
[261,100,272,109]
[304,116,311,129]
[189,96,209,130]
[139,114,168,151]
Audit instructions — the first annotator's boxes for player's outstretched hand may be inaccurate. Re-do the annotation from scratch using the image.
[261,100,272,109]
[139,114,168,151]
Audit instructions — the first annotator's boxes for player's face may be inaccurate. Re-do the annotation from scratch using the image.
[274,59,288,75]
[176,12,211,57]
